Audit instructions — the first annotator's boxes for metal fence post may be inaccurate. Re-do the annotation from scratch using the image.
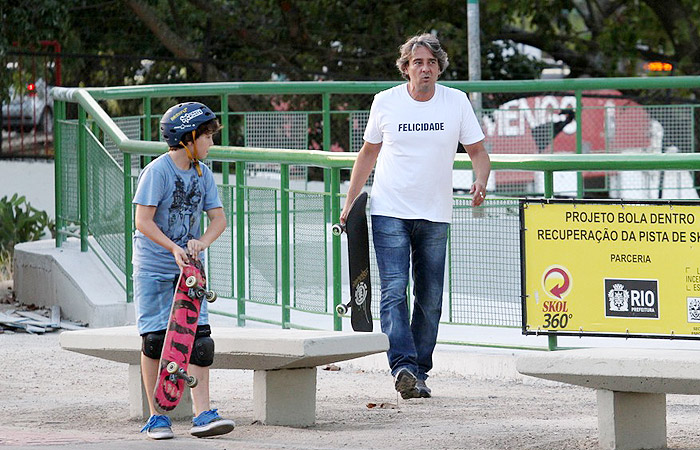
[124,152,134,303]
[576,89,584,198]
[280,164,291,328]
[143,96,151,141]
[54,100,65,247]
[544,169,558,351]
[322,92,332,223]
[330,167,342,331]
[219,94,234,299]
[220,94,229,177]
[236,161,246,326]
[78,105,88,252]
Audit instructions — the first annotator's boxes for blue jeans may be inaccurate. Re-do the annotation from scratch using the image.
[371,215,449,381]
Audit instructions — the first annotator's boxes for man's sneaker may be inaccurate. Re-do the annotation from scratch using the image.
[416,379,432,398]
[190,409,235,438]
[140,414,174,440]
[394,368,420,399]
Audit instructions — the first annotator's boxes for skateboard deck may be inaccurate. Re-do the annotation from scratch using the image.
[332,192,373,332]
[154,257,216,413]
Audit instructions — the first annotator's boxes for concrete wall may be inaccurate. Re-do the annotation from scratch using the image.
[14,238,133,327]
[0,160,55,221]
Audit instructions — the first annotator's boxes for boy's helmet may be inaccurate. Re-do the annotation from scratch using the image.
[160,102,216,146]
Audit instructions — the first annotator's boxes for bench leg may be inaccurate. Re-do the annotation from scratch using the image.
[596,389,666,450]
[253,367,316,426]
[128,364,193,421]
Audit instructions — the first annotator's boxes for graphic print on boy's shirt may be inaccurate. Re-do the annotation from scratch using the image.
[168,174,202,247]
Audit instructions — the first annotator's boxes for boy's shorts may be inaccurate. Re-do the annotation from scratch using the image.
[134,272,209,335]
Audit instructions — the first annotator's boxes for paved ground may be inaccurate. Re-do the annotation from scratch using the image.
[3,330,700,450]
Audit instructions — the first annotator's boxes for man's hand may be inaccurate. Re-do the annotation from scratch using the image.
[340,142,381,225]
[339,203,350,226]
[464,140,490,208]
[470,182,487,207]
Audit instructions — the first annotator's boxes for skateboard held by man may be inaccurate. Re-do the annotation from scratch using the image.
[154,256,217,413]
[332,192,373,332]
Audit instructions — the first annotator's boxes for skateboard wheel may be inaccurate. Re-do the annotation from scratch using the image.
[205,290,217,303]
[187,376,198,388]
[166,361,179,374]
[331,223,344,236]
[185,276,197,288]
[336,304,348,315]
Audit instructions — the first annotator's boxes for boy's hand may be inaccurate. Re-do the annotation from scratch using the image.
[172,246,190,269]
[186,239,208,260]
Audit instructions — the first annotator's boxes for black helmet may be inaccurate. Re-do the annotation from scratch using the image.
[160,102,216,146]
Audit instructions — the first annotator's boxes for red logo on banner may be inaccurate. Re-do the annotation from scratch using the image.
[542,265,572,300]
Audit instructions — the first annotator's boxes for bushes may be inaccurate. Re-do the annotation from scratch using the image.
[0,249,11,281]
[0,194,55,254]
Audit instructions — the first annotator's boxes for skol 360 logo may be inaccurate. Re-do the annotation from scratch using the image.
[604,279,659,318]
[542,265,572,300]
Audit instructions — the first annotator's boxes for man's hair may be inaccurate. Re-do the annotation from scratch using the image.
[395,33,449,81]
[173,119,222,148]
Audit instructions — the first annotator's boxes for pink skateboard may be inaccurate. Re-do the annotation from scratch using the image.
[154,257,216,413]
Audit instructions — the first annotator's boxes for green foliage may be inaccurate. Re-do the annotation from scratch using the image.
[0,1,68,102]
[6,0,700,94]
[0,248,11,282]
[0,194,55,254]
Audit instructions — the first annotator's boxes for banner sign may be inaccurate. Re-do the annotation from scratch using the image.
[520,199,700,339]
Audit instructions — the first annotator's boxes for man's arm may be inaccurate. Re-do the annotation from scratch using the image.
[464,139,491,207]
[340,141,381,224]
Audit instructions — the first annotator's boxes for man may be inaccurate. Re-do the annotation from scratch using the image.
[340,33,490,399]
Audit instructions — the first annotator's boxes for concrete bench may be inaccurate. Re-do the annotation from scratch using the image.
[60,326,388,426]
[516,348,700,450]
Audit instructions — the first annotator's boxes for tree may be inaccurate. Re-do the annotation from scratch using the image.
[8,1,700,91]
[484,0,700,77]
[0,0,67,101]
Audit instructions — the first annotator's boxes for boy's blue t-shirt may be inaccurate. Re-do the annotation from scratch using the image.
[132,153,222,275]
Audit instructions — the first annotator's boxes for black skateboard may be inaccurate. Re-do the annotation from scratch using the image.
[332,192,373,332]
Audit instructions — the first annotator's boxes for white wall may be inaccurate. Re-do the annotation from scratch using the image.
[0,160,55,219]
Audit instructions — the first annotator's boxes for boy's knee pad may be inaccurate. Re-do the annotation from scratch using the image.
[190,336,215,366]
[141,330,166,359]
[190,325,215,367]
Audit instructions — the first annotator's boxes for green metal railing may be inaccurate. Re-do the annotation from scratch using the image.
[52,77,700,349]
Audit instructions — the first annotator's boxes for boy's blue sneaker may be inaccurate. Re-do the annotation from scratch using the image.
[190,409,235,438]
[140,414,174,440]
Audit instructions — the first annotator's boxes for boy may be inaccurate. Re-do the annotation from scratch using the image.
[133,101,234,439]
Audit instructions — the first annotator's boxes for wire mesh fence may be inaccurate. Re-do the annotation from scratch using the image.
[292,191,327,313]
[58,119,79,225]
[208,185,235,298]
[244,112,308,181]
[52,80,700,336]
[449,198,521,327]
[86,129,125,270]
[247,187,279,305]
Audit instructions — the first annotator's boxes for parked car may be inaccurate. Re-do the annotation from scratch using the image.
[1,78,54,133]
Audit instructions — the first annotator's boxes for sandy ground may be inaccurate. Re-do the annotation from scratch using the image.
[2,331,700,450]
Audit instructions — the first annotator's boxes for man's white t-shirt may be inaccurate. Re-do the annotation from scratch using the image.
[364,83,485,223]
